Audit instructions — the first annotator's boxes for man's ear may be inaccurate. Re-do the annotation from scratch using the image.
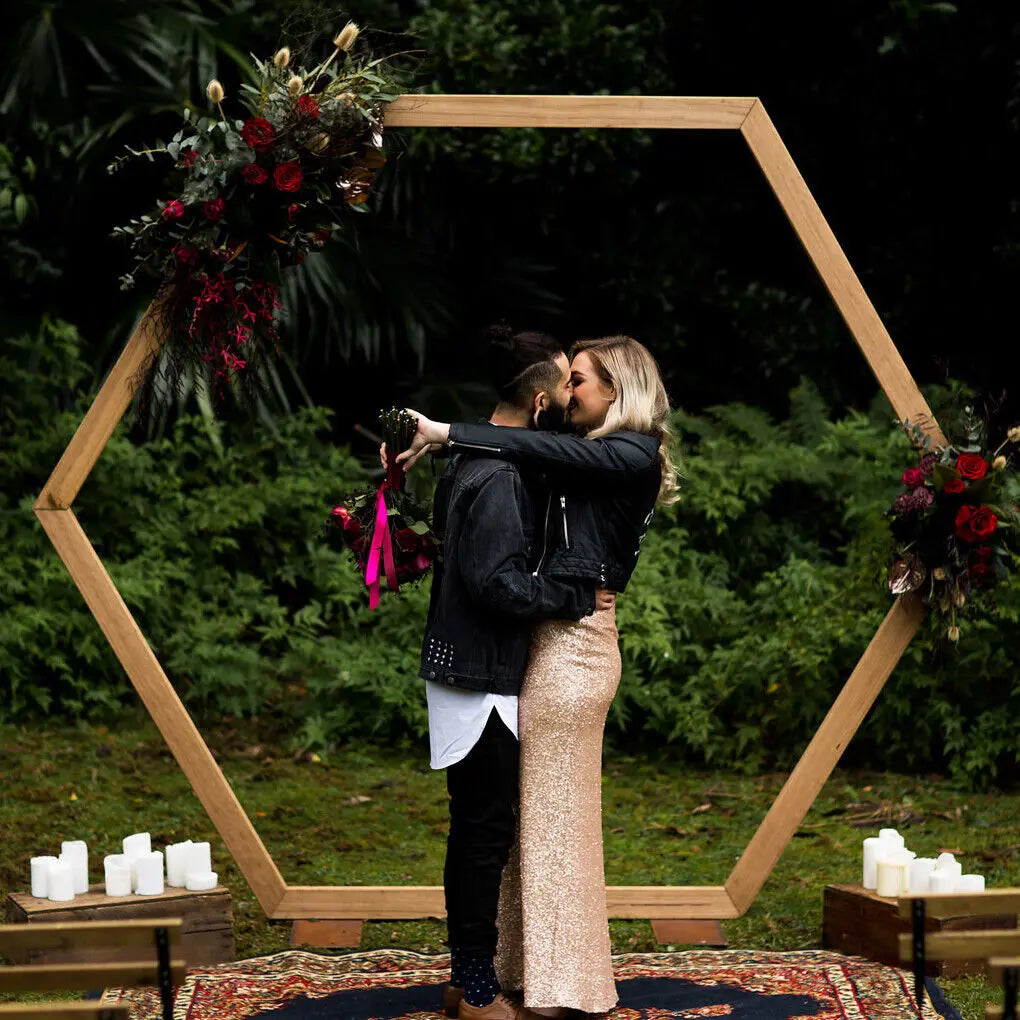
[532,390,549,427]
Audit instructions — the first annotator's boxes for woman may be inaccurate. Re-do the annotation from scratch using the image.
[401,336,678,1016]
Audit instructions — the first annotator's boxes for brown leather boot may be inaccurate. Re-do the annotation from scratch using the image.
[459,992,547,1020]
[444,984,464,1017]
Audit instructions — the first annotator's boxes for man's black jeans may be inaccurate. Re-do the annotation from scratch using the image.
[444,708,519,955]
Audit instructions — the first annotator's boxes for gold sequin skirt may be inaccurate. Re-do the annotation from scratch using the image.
[495,605,621,1012]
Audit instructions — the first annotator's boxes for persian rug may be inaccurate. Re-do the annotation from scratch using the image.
[100,948,962,1020]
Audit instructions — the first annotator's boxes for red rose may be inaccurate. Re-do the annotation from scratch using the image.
[970,561,990,585]
[173,244,197,266]
[955,504,998,542]
[955,453,988,480]
[241,117,275,152]
[414,552,432,572]
[180,150,198,168]
[972,545,993,563]
[162,199,185,221]
[331,505,349,519]
[203,197,225,221]
[943,478,966,494]
[343,517,362,539]
[296,95,319,119]
[287,203,300,222]
[242,163,268,185]
[901,467,925,490]
[274,161,303,193]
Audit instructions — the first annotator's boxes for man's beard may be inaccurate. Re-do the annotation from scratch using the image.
[534,400,573,433]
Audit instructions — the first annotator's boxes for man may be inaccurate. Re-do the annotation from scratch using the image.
[418,326,611,1020]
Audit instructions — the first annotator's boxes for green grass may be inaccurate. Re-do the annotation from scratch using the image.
[1,713,1017,1018]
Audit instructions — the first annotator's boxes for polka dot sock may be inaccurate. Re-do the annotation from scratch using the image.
[451,947,500,1007]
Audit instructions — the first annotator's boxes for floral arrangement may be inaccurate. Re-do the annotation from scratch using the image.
[326,409,434,607]
[886,413,1020,642]
[111,21,407,398]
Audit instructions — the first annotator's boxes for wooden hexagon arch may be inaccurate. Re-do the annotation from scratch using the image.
[35,95,946,929]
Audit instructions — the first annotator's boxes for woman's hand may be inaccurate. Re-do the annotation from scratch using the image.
[395,410,450,470]
[595,588,616,611]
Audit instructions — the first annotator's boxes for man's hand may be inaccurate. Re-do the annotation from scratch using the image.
[395,409,450,471]
[595,588,616,611]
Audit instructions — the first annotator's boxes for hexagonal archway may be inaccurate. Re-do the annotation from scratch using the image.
[35,94,946,926]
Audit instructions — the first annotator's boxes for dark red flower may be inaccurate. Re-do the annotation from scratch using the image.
[969,561,990,585]
[901,467,925,490]
[203,197,226,221]
[943,478,966,494]
[955,504,998,543]
[241,117,275,152]
[331,505,349,519]
[162,199,185,221]
[972,545,993,563]
[180,150,198,168]
[955,453,988,481]
[173,245,198,266]
[274,161,303,193]
[343,517,362,539]
[296,95,319,119]
[287,203,300,222]
[242,163,268,185]
[919,455,936,477]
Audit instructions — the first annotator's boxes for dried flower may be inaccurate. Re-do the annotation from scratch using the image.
[993,455,1007,471]
[947,625,960,643]
[309,132,330,153]
[273,47,291,69]
[933,567,947,581]
[206,79,225,103]
[333,21,360,52]
[1008,426,1020,443]
[340,92,356,105]
[288,74,303,96]
[953,589,966,608]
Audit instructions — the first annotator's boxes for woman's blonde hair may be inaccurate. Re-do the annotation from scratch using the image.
[569,335,679,505]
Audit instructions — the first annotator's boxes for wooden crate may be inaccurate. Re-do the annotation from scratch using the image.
[5,884,234,966]
[823,883,1017,977]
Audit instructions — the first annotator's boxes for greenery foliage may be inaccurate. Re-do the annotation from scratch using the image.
[3,323,1018,785]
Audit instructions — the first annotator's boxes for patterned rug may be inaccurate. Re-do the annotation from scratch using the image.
[100,948,961,1020]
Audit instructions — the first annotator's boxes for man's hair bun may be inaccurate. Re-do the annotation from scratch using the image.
[479,322,564,406]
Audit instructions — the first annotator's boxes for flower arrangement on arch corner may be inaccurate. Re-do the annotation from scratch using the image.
[886,412,1020,644]
[110,21,410,401]
[325,409,435,609]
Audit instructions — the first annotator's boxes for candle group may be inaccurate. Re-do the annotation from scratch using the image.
[29,840,89,902]
[28,833,217,901]
[861,829,985,896]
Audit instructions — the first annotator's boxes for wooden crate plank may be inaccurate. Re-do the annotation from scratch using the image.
[0,961,185,992]
[898,930,1020,962]
[0,1005,129,1019]
[896,891,1020,920]
[0,919,181,953]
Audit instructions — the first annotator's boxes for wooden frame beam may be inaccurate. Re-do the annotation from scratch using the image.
[35,93,944,927]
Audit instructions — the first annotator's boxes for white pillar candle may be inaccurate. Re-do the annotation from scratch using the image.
[187,841,212,875]
[929,868,955,893]
[876,856,908,897]
[863,837,885,889]
[60,840,89,895]
[30,856,57,898]
[185,870,217,892]
[46,859,74,901]
[134,852,164,896]
[907,858,937,894]
[935,853,963,879]
[957,874,985,892]
[123,832,151,859]
[165,841,193,887]
[103,855,132,897]
[879,828,905,849]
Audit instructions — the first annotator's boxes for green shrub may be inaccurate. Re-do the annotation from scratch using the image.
[3,323,1018,784]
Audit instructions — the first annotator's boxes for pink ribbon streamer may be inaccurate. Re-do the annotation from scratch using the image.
[365,484,398,610]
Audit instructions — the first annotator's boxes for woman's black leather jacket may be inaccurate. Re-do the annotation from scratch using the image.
[448,422,661,592]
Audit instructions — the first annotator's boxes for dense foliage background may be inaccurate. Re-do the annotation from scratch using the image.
[2,0,1018,784]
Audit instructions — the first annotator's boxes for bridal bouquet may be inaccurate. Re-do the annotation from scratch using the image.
[326,409,434,608]
[886,413,1020,643]
[111,21,407,399]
